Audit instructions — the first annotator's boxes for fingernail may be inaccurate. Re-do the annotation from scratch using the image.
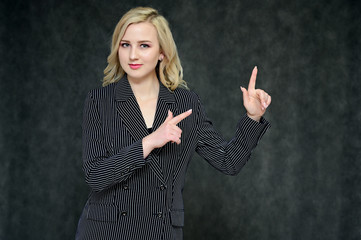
[188,109,192,112]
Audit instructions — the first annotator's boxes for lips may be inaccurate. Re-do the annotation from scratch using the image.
[129,64,142,70]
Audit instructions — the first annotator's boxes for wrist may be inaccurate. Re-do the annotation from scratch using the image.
[143,135,154,149]
[246,112,261,122]
[142,135,155,159]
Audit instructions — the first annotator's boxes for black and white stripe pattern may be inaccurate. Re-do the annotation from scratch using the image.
[75,76,270,240]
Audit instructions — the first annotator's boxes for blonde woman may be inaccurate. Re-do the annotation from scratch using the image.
[76,6,271,240]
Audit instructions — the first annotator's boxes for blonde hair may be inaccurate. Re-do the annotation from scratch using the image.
[103,7,187,90]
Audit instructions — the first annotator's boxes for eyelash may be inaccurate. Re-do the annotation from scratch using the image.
[120,43,150,48]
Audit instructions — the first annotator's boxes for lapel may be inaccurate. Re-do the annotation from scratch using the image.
[152,81,178,132]
[152,81,179,183]
[114,76,178,184]
[114,76,149,141]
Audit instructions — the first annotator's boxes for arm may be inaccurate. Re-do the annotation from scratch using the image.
[195,97,270,175]
[142,109,192,157]
[196,67,271,174]
[82,92,146,192]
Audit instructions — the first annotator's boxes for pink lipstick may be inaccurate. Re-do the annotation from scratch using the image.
[129,64,142,70]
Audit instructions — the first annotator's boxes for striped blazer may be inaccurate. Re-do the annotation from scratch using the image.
[76,76,270,240]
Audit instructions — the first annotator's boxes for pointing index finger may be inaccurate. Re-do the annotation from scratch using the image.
[170,109,192,125]
[248,66,258,91]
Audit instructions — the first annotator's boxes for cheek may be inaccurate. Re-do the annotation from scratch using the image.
[118,48,123,59]
[142,51,160,63]
[118,49,127,63]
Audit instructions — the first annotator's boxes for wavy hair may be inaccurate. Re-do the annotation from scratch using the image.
[103,7,187,90]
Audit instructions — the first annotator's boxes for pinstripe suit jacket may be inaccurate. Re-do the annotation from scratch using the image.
[76,76,270,240]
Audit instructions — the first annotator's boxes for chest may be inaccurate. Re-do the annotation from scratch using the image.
[136,97,157,128]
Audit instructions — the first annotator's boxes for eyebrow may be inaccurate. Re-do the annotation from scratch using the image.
[120,40,152,43]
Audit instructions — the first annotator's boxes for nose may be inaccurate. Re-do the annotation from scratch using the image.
[129,46,138,60]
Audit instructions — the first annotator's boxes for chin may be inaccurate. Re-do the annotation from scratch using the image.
[126,70,157,81]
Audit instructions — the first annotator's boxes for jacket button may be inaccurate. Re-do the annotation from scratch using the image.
[121,211,127,216]
[157,212,163,218]
[123,185,129,190]
[160,184,166,191]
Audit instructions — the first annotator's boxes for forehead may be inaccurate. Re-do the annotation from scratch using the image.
[122,22,158,41]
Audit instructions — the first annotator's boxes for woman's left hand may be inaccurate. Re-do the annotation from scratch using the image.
[240,66,271,122]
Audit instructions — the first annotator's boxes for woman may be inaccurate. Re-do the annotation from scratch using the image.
[76,6,271,240]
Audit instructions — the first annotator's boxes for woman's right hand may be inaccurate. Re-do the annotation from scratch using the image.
[142,109,192,158]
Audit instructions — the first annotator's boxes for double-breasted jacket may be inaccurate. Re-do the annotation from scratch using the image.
[76,76,270,239]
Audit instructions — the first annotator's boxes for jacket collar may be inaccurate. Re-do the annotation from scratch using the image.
[114,75,175,103]
[113,75,178,184]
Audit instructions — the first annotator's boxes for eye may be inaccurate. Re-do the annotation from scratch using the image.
[120,42,129,48]
[140,44,150,48]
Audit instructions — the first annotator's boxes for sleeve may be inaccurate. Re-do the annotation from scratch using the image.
[195,97,271,175]
[82,92,147,192]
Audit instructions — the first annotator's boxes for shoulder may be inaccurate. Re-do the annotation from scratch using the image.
[173,87,201,103]
[172,87,204,115]
[86,82,117,101]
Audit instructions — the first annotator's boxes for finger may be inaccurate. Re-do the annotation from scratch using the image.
[258,90,268,109]
[266,95,271,106]
[248,66,258,91]
[170,109,192,125]
[172,133,182,141]
[170,125,182,136]
[164,110,173,123]
[254,90,265,108]
[169,135,181,144]
[167,126,181,138]
[240,86,249,103]
[262,92,271,109]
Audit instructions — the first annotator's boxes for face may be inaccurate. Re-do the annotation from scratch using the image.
[118,22,163,82]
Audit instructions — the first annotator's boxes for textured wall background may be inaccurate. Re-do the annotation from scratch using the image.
[1,0,360,239]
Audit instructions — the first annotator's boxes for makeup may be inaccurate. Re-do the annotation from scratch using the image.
[129,64,142,70]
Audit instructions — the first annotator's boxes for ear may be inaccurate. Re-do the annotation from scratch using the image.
[159,53,164,61]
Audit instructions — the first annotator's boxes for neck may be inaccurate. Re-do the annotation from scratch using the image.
[128,74,159,101]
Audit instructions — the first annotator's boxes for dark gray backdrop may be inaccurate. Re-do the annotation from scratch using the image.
[1,0,360,239]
